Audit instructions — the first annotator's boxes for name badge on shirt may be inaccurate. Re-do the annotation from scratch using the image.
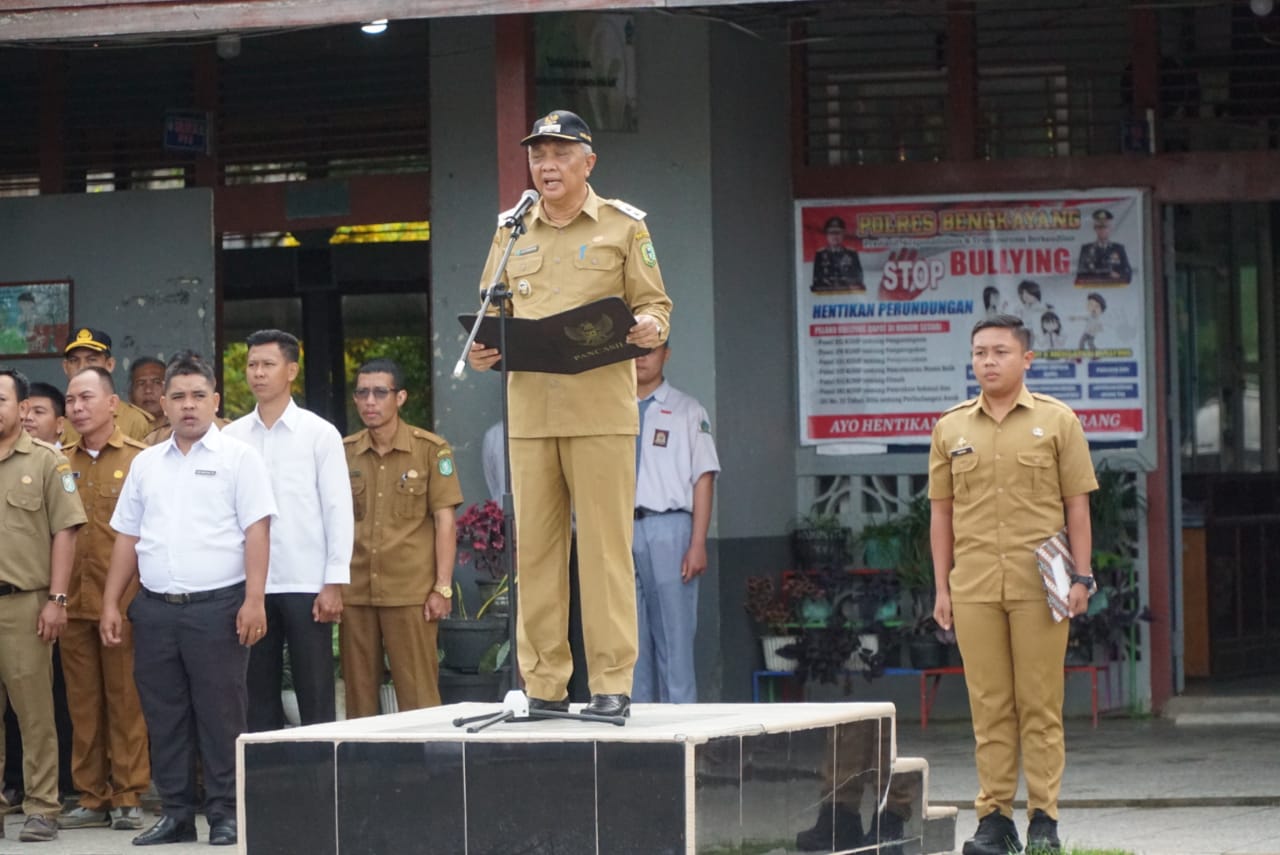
[950,446,974,458]
[195,469,217,476]
[652,429,669,448]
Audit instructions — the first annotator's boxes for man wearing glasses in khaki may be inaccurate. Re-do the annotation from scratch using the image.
[340,358,463,717]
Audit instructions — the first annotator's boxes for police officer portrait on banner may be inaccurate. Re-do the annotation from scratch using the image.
[1075,209,1132,284]
[928,315,1098,855]
[811,215,865,293]
[467,108,672,720]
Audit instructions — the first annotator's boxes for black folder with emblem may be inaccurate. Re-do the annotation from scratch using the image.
[458,296,650,375]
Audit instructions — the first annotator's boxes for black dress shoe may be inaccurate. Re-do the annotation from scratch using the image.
[1026,810,1060,853]
[963,810,1022,855]
[583,693,630,717]
[132,815,197,846]
[527,696,570,713]
[208,817,237,846]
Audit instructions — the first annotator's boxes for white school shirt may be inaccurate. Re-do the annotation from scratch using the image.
[635,381,721,514]
[224,399,354,593]
[111,424,278,594]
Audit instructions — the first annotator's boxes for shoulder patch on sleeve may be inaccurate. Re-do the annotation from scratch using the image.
[605,198,646,221]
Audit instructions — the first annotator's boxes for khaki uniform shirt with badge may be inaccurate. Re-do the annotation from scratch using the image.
[928,386,1098,603]
[344,420,464,607]
[0,431,87,590]
[62,400,153,448]
[478,185,673,439]
[64,427,146,619]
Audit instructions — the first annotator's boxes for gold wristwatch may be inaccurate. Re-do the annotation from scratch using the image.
[432,584,454,599]
[48,593,68,607]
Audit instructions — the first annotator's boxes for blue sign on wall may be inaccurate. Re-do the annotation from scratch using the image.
[164,111,210,154]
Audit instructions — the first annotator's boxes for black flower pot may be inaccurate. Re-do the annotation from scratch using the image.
[439,668,506,704]
[438,617,507,674]
[908,637,949,670]
[791,528,852,570]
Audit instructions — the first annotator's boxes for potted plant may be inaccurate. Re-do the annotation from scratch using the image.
[745,574,801,671]
[790,512,853,571]
[1067,464,1153,665]
[455,500,510,617]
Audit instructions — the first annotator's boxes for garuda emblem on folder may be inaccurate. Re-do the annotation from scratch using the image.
[564,314,615,347]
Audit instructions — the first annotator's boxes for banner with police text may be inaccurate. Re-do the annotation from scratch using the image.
[796,190,1147,446]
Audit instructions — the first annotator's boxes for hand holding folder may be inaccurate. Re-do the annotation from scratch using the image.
[1035,529,1075,622]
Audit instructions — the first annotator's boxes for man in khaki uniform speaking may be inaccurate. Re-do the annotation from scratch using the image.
[468,110,672,719]
[342,358,462,717]
[57,367,151,832]
[61,328,153,445]
[0,368,86,843]
[928,315,1097,855]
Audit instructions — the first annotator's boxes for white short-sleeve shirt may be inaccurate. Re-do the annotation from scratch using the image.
[635,381,721,514]
[111,425,278,594]
[224,400,354,593]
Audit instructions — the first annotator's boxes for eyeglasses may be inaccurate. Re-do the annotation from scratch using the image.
[353,387,398,401]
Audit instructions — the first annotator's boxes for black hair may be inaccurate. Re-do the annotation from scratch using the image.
[27,381,66,417]
[983,286,1000,311]
[1016,280,1042,302]
[0,368,30,400]
[129,356,165,380]
[971,314,1032,350]
[164,350,216,390]
[245,329,301,364]
[1041,310,1062,332]
[18,292,35,304]
[356,358,404,391]
[1086,292,1108,312]
[72,366,116,396]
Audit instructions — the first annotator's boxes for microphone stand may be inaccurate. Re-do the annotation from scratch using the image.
[451,206,626,731]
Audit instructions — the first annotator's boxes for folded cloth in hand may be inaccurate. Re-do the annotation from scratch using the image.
[1035,529,1074,622]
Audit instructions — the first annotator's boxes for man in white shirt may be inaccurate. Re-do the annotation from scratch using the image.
[632,343,720,703]
[224,329,351,730]
[100,352,277,847]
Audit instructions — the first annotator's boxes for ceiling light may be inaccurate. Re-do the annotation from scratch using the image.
[1251,0,1274,17]
[361,19,388,35]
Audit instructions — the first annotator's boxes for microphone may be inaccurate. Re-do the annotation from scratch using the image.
[502,189,540,226]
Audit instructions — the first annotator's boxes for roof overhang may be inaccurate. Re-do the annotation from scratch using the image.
[0,0,807,42]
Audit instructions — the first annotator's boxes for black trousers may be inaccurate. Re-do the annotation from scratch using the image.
[246,593,335,732]
[129,585,248,825]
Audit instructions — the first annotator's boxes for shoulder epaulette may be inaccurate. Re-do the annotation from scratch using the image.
[1030,392,1074,411]
[29,437,59,454]
[342,433,362,445]
[122,436,148,451]
[604,198,646,221]
[411,428,450,447]
[942,397,979,415]
[496,203,532,228]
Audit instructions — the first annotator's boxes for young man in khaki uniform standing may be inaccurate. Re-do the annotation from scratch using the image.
[342,358,462,717]
[929,315,1098,854]
[0,368,86,842]
[57,367,151,831]
[468,110,672,719]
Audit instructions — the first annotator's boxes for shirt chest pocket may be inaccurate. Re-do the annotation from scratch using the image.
[572,251,624,300]
[94,480,123,523]
[507,255,544,292]
[394,476,428,520]
[5,488,44,534]
[1016,451,1058,497]
[950,453,980,499]
[350,476,367,522]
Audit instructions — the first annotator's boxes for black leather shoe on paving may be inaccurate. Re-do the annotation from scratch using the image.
[962,810,1022,855]
[208,818,237,846]
[583,693,630,717]
[527,696,570,713]
[1026,809,1061,853]
[132,815,197,846]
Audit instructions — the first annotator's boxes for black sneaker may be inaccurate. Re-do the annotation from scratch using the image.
[1026,809,1061,853]
[963,810,1023,855]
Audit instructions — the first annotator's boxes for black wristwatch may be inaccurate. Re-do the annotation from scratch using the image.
[1069,573,1097,594]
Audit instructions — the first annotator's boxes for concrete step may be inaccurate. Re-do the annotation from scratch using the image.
[1163,694,1280,726]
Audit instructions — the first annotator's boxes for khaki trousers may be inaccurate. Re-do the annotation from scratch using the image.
[510,435,637,699]
[952,599,1071,821]
[60,617,151,810]
[340,604,440,718]
[0,590,59,818]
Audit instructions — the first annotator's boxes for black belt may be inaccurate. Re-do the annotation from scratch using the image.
[0,583,22,598]
[142,582,245,605]
[634,508,688,520]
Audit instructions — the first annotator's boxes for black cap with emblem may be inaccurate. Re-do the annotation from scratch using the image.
[521,110,594,146]
[65,327,112,355]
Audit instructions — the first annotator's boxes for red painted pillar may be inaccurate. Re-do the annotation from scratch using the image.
[494,15,535,210]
